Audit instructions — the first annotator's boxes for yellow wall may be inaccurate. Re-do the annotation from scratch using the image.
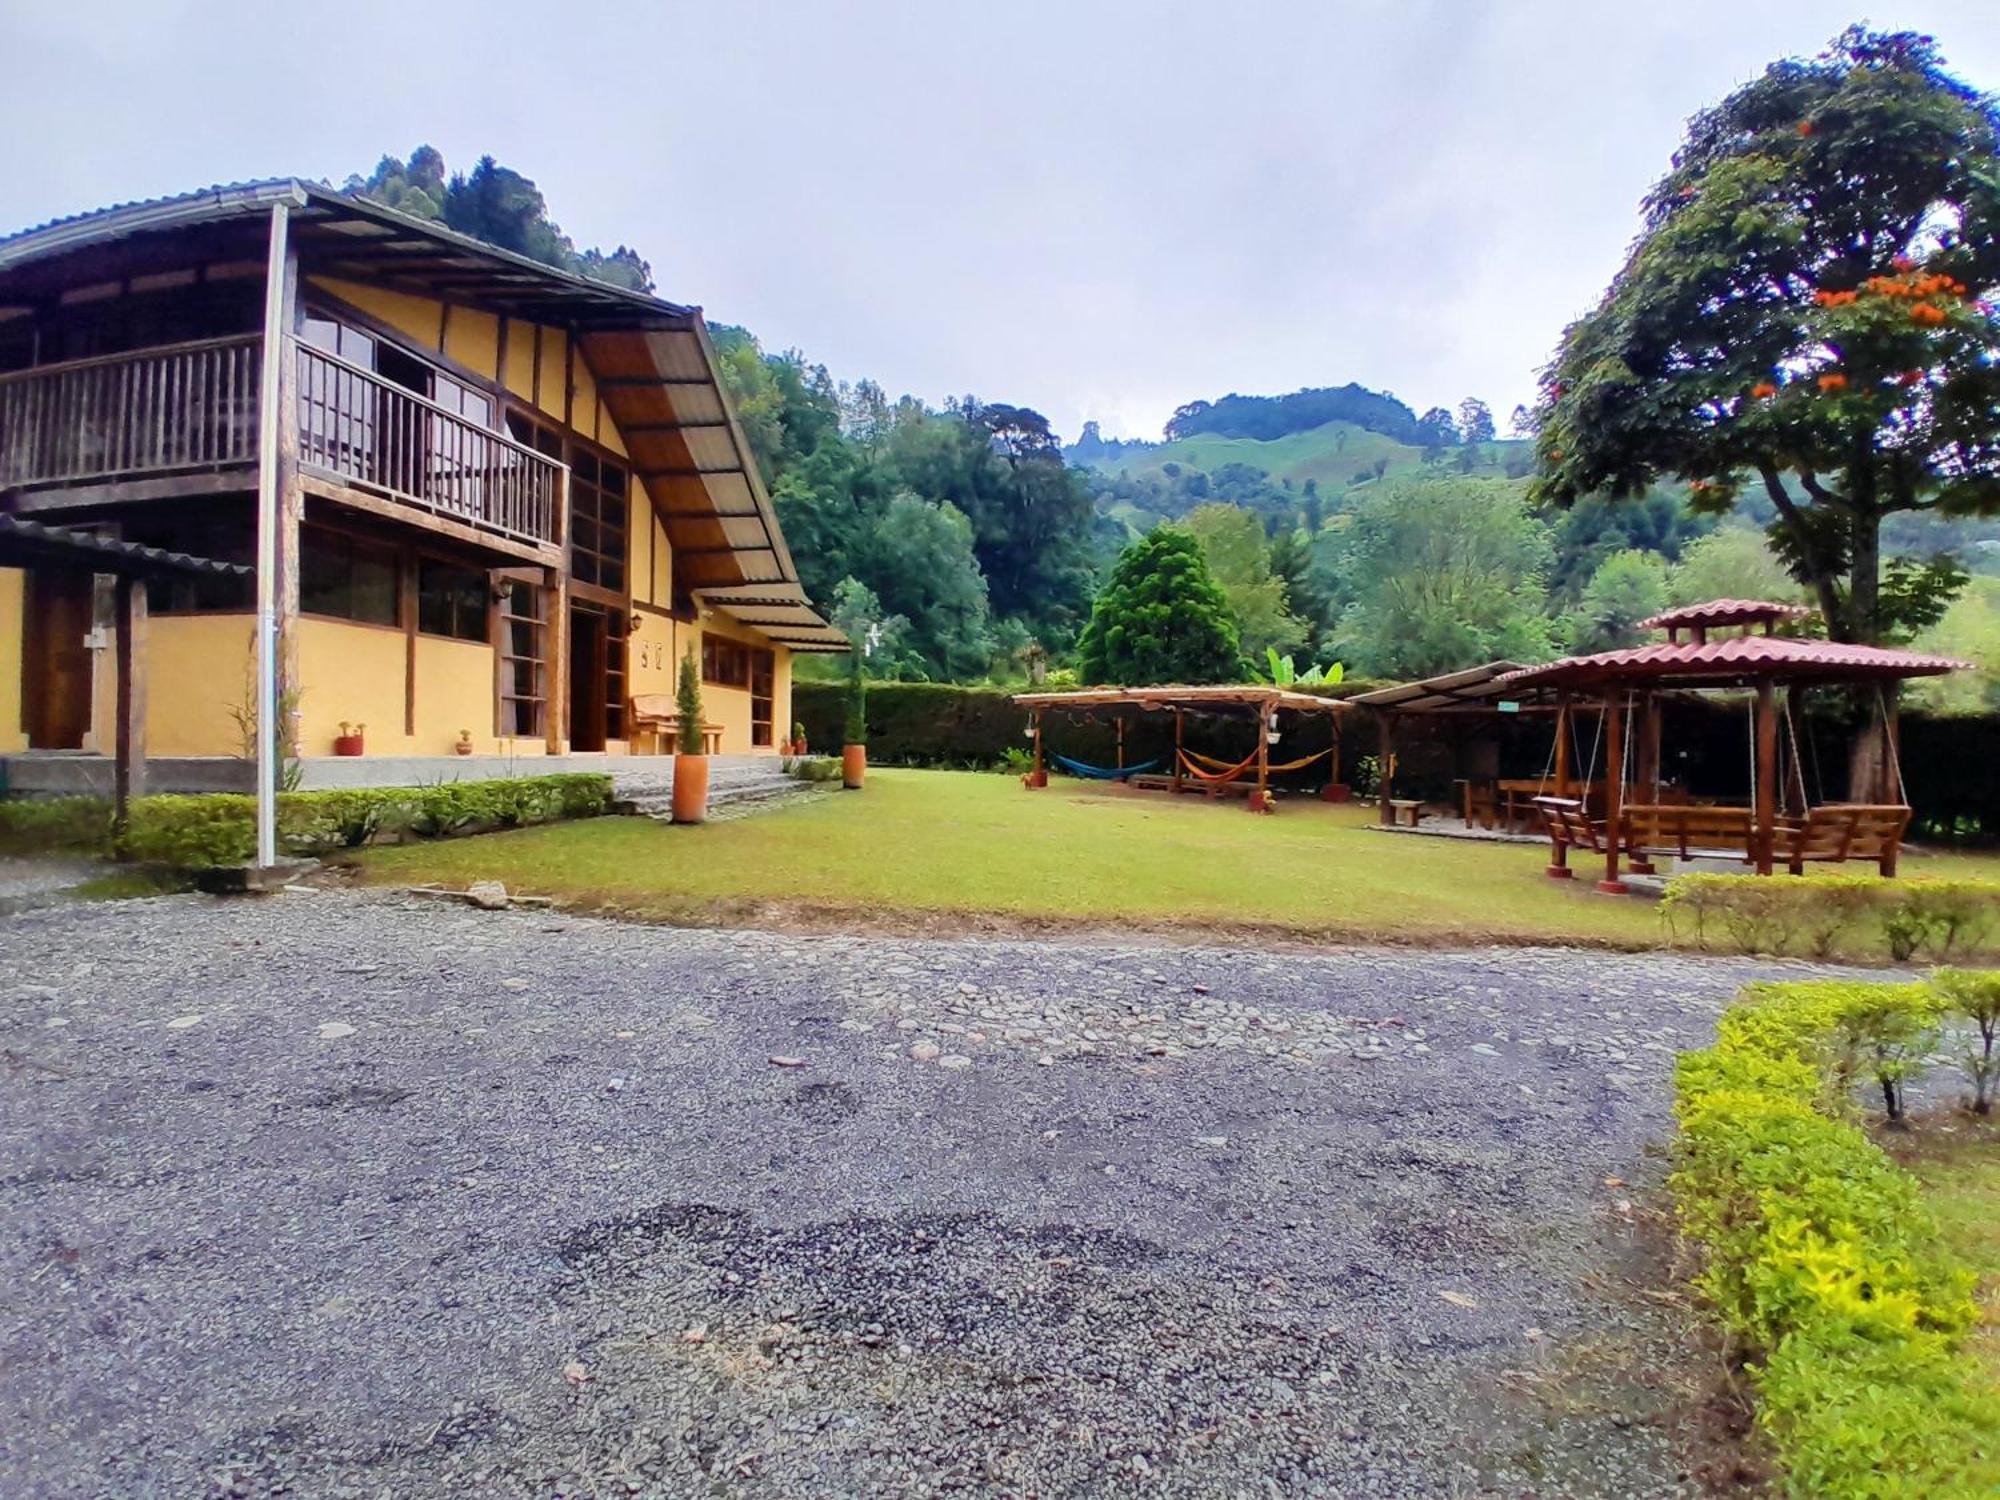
[0,568,24,752]
[295,618,404,755]
[694,613,792,755]
[146,614,256,757]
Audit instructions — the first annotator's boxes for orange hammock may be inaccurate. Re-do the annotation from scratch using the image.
[1179,745,1333,779]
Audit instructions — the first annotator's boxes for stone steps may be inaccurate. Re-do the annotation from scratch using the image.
[615,767,829,822]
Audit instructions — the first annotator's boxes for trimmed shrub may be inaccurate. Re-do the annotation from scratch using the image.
[1672,976,1999,1497]
[1661,873,2000,963]
[0,796,116,855]
[44,773,616,871]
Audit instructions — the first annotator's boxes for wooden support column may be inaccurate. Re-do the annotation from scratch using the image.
[1172,710,1185,794]
[1881,692,1903,876]
[1029,709,1045,788]
[1635,692,1662,802]
[113,575,147,826]
[1753,678,1777,876]
[1115,715,1125,771]
[1376,709,1395,826]
[1251,706,1271,813]
[1598,690,1627,894]
[1552,695,1572,798]
[545,462,571,755]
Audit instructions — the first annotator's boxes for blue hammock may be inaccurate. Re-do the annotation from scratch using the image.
[1053,754,1161,781]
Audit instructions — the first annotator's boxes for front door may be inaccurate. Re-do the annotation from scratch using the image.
[24,569,97,749]
[568,603,608,752]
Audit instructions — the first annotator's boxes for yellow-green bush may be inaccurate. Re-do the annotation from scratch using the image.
[1662,873,2000,963]
[2,774,614,869]
[1673,977,2000,1497]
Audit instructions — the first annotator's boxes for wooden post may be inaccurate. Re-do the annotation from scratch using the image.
[1115,715,1125,771]
[1882,692,1903,876]
[1030,709,1044,788]
[1599,690,1626,893]
[1376,709,1395,826]
[113,575,147,827]
[1636,692,1662,803]
[1754,678,1777,876]
[1552,695,1571,798]
[1172,710,1185,794]
[545,568,569,755]
[1252,706,1271,813]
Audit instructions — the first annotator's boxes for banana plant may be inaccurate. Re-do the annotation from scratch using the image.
[1255,647,1345,687]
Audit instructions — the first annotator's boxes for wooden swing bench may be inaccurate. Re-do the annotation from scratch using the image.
[1535,797,1911,876]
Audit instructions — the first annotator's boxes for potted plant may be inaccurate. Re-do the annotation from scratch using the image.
[334,720,366,756]
[454,729,474,756]
[841,653,867,790]
[792,720,809,757]
[672,645,709,823]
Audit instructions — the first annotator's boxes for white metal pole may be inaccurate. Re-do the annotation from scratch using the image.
[253,202,291,869]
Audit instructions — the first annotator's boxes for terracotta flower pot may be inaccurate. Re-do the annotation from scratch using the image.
[842,744,866,790]
[334,733,365,757]
[673,753,710,824]
[1321,783,1351,803]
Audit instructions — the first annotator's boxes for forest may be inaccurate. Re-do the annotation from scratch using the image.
[344,138,2000,711]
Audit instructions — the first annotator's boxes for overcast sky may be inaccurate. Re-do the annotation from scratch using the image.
[5,2,1997,442]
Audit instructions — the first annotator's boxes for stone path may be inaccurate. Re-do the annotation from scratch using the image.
[0,890,1835,1497]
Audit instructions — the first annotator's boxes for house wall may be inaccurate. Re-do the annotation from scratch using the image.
[146,614,254,756]
[0,568,25,753]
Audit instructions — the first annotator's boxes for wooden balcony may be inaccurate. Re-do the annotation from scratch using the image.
[0,335,563,551]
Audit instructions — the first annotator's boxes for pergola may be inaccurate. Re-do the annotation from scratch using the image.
[1010,685,1349,812]
[0,516,253,823]
[1495,600,1968,891]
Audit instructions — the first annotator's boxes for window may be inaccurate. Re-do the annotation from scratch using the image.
[605,612,628,741]
[751,649,775,747]
[497,578,545,737]
[139,517,255,614]
[300,527,399,625]
[417,558,489,642]
[568,449,628,591]
[702,635,749,688]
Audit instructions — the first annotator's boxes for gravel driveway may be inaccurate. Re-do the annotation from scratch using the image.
[0,889,1827,1498]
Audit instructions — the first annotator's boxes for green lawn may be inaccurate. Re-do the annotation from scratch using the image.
[1893,1115,2000,1386]
[350,767,1694,946]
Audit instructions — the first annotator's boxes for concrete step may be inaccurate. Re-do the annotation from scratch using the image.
[618,769,830,823]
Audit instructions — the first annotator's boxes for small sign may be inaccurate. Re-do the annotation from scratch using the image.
[1496,700,1521,714]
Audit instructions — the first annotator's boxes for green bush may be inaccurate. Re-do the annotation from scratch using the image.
[1662,873,2000,963]
[1672,976,2000,1497]
[63,773,615,871]
[0,796,116,855]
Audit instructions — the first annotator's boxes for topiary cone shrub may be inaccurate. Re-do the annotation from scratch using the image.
[672,645,709,824]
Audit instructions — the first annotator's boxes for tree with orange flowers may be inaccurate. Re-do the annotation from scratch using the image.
[1532,27,1999,662]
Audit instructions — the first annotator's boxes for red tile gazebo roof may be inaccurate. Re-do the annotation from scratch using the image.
[1639,598,1813,633]
[1498,634,1969,691]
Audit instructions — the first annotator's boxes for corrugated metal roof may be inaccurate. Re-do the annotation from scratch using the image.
[1498,634,1968,689]
[1639,599,1813,631]
[0,515,253,578]
[1346,661,1549,713]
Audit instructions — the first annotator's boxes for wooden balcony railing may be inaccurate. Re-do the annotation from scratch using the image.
[0,335,564,550]
[295,341,559,547]
[0,334,262,488]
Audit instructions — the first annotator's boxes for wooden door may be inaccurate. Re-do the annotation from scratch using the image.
[24,569,97,749]
[568,604,608,752]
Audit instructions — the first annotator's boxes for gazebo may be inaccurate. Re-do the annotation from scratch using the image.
[1494,600,1968,892]
[1009,685,1348,812]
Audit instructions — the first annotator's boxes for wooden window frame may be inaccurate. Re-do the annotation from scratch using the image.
[494,570,546,739]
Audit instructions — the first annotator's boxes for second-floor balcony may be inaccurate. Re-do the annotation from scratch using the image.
[0,333,563,550]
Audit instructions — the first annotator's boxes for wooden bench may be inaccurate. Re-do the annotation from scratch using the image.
[1776,804,1911,877]
[1533,796,1605,878]
[1622,803,1755,862]
[629,694,722,755]
[1386,797,1427,828]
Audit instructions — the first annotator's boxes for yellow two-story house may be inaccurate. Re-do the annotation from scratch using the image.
[0,180,843,787]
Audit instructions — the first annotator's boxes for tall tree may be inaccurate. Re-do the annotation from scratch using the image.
[1567,549,1671,652]
[1076,528,1241,685]
[1415,406,1460,448]
[1182,503,1307,658]
[1532,28,2000,648]
[1456,398,1496,446]
[1326,475,1556,677]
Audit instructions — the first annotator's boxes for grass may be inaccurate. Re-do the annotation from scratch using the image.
[1886,1113,2000,1386]
[351,767,1689,946]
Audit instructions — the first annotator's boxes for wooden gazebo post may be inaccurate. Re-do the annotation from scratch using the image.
[1029,708,1045,789]
[1598,688,1626,894]
[1753,678,1777,875]
[1375,708,1395,826]
[1552,694,1571,798]
[1115,715,1125,771]
[1251,699,1271,813]
[1172,710,1185,794]
[112,574,148,828]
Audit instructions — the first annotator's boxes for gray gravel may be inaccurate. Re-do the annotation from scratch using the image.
[0,889,1837,1498]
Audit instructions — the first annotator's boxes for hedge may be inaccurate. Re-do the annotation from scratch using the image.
[1673,976,2000,1497]
[0,773,613,870]
[792,679,1392,779]
[1662,874,2000,963]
